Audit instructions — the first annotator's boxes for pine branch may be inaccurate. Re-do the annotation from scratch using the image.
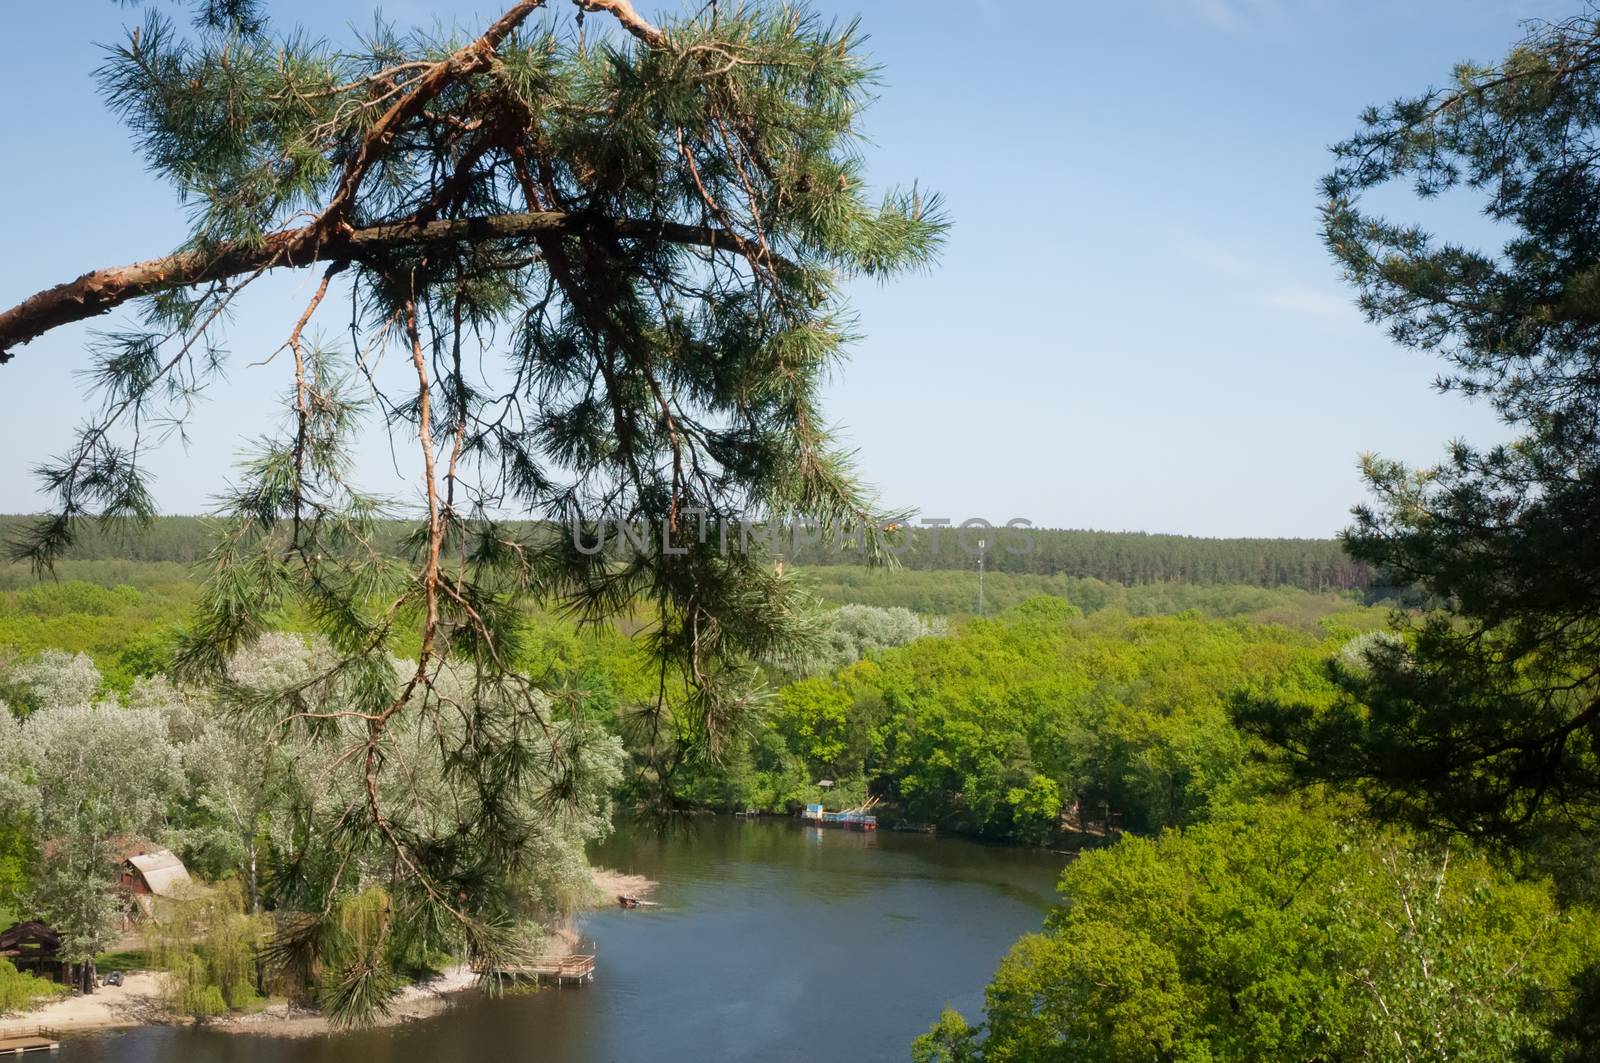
[284,0,656,257]
[576,0,665,47]
[306,1,549,245]
[0,211,775,362]
[0,0,678,364]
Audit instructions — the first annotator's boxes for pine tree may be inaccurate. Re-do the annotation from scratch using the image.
[1240,7,1600,859]
[0,0,944,1018]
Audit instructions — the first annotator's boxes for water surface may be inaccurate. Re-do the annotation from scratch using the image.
[60,817,1065,1062]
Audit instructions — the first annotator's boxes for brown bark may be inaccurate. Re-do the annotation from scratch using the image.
[0,211,758,362]
[577,0,665,47]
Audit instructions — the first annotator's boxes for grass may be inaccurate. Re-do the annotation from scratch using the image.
[94,948,152,973]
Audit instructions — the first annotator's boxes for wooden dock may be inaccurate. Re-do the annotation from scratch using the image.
[0,1025,60,1055]
[481,954,596,986]
[536,954,595,985]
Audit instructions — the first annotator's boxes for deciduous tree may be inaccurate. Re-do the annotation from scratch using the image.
[0,693,182,991]
[916,800,1597,1063]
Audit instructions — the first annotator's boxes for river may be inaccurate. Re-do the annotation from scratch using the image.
[57,816,1067,1062]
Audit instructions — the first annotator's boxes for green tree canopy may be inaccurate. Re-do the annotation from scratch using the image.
[915,799,1598,1063]
[0,685,183,986]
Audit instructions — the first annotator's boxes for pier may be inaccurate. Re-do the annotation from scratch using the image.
[481,953,596,986]
[0,1025,59,1055]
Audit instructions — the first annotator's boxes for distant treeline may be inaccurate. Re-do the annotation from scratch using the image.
[795,566,1370,623]
[789,525,1370,591]
[0,515,1370,592]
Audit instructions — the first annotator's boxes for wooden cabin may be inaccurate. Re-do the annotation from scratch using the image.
[0,921,66,983]
[118,847,204,921]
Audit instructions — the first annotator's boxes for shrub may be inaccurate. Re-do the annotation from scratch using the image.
[0,958,67,1014]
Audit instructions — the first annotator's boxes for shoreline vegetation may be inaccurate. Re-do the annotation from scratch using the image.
[0,531,1386,1037]
[4,530,1592,1058]
[5,867,656,1040]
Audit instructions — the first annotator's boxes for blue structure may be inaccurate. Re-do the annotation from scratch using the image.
[799,804,876,831]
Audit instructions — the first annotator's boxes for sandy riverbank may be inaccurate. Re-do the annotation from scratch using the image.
[4,972,166,1034]
[5,962,483,1040]
[211,964,480,1037]
[7,866,657,1039]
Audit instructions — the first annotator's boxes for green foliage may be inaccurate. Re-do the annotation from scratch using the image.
[0,573,194,694]
[731,596,1357,840]
[311,888,403,1027]
[790,526,1371,592]
[772,676,855,768]
[913,1008,984,1063]
[1004,775,1063,845]
[0,958,67,1015]
[94,949,153,974]
[0,635,617,1021]
[928,798,1599,1062]
[0,517,1372,594]
[0,671,183,966]
[151,883,270,1020]
[5,0,955,1022]
[0,814,36,924]
[791,604,943,677]
[797,565,1379,626]
[0,550,1384,841]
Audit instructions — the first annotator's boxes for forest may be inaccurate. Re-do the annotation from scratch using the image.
[1,0,1599,1059]
[1,545,1589,1057]
[0,515,1373,593]
[0,549,1380,1006]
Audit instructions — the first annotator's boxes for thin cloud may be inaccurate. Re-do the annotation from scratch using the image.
[1175,237,1255,280]
[1176,235,1357,319]
[1256,287,1357,319]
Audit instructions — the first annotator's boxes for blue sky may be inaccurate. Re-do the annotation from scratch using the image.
[0,0,1568,536]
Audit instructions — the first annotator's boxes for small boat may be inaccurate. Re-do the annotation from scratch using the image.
[799,803,878,831]
[616,895,658,909]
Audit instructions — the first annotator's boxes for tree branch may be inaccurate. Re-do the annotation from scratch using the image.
[0,211,771,362]
[576,0,665,47]
[0,0,677,364]
[306,0,550,247]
